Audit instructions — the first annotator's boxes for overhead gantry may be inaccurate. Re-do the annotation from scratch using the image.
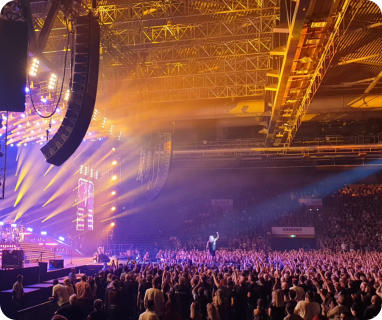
[265,0,358,147]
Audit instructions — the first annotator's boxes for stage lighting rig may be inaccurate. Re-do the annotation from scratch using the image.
[29,58,40,77]
[3,0,100,166]
[0,0,100,202]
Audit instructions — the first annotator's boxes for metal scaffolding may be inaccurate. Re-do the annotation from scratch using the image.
[96,1,279,102]
[264,0,368,147]
[35,0,279,103]
[27,0,382,152]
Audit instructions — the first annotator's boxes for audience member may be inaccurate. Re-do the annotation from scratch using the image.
[51,279,70,307]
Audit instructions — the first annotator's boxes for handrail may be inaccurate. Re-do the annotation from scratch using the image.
[175,135,382,150]
[17,300,54,314]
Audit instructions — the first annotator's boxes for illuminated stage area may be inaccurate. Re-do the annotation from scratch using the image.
[1,0,382,320]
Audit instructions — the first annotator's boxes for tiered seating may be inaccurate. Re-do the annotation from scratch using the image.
[19,243,62,264]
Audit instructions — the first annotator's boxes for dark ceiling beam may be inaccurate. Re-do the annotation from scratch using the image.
[337,54,381,66]
[21,0,63,73]
[365,70,382,94]
[21,0,38,53]
[38,0,60,52]
[344,70,382,106]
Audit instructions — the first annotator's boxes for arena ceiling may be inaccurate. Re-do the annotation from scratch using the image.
[20,0,382,161]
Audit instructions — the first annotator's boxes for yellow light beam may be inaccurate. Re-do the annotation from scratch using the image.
[42,193,60,207]
[14,163,31,191]
[14,188,26,207]
[44,165,54,177]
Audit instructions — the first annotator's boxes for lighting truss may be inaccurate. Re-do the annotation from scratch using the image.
[91,0,279,23]
[41,0,280,103]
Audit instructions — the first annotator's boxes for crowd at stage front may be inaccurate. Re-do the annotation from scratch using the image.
[7,184,382,320]
[11,248,381,320]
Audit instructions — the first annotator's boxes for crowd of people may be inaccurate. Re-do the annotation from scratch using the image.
[23,249,382,320]
[7,183,382,320]
[106,184,382,255]
[316,184,382,251]
[168,184,382,252]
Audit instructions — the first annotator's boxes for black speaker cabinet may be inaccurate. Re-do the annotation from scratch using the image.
[49,259,64,269]
[0,19,28,111]
[2,250,24,269]
[41,14,100,165]
[38,261,48,280]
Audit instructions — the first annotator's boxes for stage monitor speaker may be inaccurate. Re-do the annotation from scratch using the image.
[49,259,64,269]
[41,14,100,166]
[0,18,28,112]
[38,261,48,281]
[2,250,24,269]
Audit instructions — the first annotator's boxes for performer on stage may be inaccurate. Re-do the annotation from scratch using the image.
[206,232,219,257]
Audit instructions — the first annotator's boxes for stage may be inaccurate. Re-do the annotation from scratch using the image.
[0,256,101,291]
[11,256,99,270]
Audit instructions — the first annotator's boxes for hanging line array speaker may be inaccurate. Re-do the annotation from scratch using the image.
[0,18,28,112]
[41,13,100,166]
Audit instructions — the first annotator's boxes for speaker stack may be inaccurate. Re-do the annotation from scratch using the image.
[49,259,64,269]
[2,250,24,269]
[0,16,28,112]
[41,14,100,166]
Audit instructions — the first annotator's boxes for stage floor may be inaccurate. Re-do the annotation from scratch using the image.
[1,256,99,271]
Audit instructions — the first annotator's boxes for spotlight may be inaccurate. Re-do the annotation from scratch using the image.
[110,222,115,228]
[112,147,116,151]
[111,175,118,181]
[58,236,65,241]
[111,206,116,212]
[48,73,57,90]
[0,222,4,226]
[11,223,17,228]
[26,227,33,232]
[29,58,39,77]
[111,191,116,196]
[112,160,117,166]
[41,231,47,236]
[25,87,30,93]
